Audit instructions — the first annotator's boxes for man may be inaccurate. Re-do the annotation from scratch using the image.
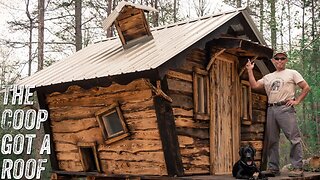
[245,52,310,177]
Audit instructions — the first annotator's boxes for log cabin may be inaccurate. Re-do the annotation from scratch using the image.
[18,1,277,179]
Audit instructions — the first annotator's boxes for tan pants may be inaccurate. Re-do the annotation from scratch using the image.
[266,105,303,170]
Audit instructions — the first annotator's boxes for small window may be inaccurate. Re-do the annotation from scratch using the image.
[78,142,100,172]
[193,67,210,120]
[241,80,252,125]
[95,102,129,144]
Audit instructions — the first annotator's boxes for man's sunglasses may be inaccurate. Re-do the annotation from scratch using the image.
[274,57,287,61]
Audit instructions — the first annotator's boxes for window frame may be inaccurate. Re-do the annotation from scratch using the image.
[95,102,129,144]
[193,67,210,120]
[77,142,101,172]
[241,80,252,125]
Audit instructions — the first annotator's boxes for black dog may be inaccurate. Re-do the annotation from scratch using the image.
[232,145,266,179]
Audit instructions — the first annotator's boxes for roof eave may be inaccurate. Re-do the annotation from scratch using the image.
[28,68,160,94]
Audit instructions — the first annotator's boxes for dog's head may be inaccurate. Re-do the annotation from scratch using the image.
[239,145,256,166]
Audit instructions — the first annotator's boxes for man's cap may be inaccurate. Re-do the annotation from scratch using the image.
[273,51,287,58]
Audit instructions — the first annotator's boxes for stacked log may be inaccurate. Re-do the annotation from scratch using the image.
[47,79,167,175]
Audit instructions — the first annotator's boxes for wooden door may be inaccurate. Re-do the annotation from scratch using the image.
[209,55,240,174]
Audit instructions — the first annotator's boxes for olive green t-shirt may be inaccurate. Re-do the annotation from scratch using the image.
[257,69,304,103]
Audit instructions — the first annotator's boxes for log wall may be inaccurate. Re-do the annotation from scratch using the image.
[240,92,267,167]
[46,79,167,175]
[166,47,268,174]
[46,48,268,176]
[167,48,210,175]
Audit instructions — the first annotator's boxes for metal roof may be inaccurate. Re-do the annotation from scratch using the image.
[18,8,264,88]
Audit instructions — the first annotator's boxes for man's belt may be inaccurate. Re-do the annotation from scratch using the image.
[268,100,288,107]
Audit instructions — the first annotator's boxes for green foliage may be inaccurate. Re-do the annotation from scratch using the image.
[300,119,320,155]
[279,133,291,166]
[282,34,320,165]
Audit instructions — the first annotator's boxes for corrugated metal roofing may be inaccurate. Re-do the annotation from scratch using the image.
[18,9,255,88]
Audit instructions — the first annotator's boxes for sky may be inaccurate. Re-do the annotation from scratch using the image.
[0,2,11,37]
[0,0,35,82]
[179,0,235,18]
[0,1,22,36]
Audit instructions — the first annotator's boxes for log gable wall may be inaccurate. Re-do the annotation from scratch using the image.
[46,79,167,175]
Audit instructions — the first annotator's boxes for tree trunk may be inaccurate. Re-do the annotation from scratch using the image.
[106,0,113,37]
[38,0,44,71]
[315,0,320,146]
[237,0,241,7]
[173,0,177,22]
[75,0,82,51]
[280,1,284,50]
[259,0,263,34]
[113,0,117,13]
[301,0,306,122]
[153,0,159,27]
[193,0,209,17]
[287,1,292,52]
[269,0,277,50]
[26,0,33,76]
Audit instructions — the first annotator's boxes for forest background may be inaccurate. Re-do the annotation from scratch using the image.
[0,0,319,177]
